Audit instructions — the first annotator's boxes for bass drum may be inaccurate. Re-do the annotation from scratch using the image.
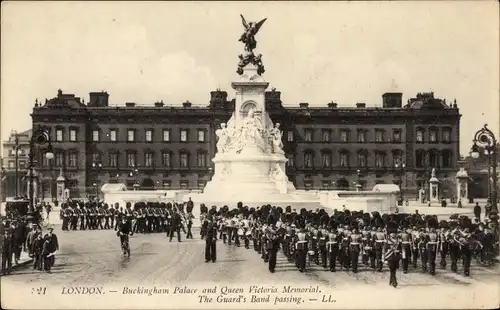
[237,228,244,236]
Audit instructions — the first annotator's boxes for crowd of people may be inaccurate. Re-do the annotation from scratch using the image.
[200,203,499,287]
[0,216,59,276]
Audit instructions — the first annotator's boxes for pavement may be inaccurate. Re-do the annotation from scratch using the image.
[2,224,499,287]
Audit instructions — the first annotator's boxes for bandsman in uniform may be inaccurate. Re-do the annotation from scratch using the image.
[425,216,439,275]
[399,217,412,274]
[185,204,195,239]
[294,225,308,273]
[349,222,362,273]
[326,221,339,272]
[266,220,280,273]
[459,217,473,276]
[438,220,449,268]
[318,215,329,269]
[104,204,111,230]
[384,220,401,288]
[340,223,352,270]
[70,203,79,231]
[418,226,428,272]
[361,224,372,267]
[372,222,386,272]
[447,218,460,272]
[410,223,420,268]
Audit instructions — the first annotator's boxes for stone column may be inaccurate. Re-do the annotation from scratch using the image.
[456,167,469,203]
[56,168,66,202]
[429,168,440,203]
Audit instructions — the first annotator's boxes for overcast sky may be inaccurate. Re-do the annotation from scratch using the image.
[1,1,498,156]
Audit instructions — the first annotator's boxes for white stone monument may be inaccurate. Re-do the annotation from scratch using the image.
[191,16,319,211]
[456,167,469,202]
[56,168,66,202]
[429,168,440,203]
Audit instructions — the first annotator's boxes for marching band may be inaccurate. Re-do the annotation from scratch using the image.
[200,204,498,287]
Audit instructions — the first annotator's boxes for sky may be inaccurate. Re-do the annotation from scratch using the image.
[1,1,499,156]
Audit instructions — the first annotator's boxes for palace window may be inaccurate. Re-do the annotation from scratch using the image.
[92,152,100,163]
[56,129,63,142]
[416,128,424,143]
[416,150,426,168]
[375,152,385,168]
[442,129,451,143]
[126,152,136,168]
[92,130,99,142]
[69,129,77,142]
[145,129,153,142]
[393,152,403,166]
[442,150,452,167]
[287,154,294,167]
[429,128,438,143]
[110,129,117,142]
[340,130,348,142]
[127,130,135,142]
[180,130,188,142]
[67,151,78,167]
[144,152,154,167]
[55,151,64,167]
[162,180,171,188]
[375,130,384,142]
[304,152,313,168]
[340,152,349,167]
[180,152,189,168]
[162,152,171,167]
[429,150,439,167]
[287,131,294,142]
[392,130,402,143]
[163,129,171,142]
[304,129,313,142]
[322,130,330,142]
[109,152,118,168]
[197,130,205,142]
[321,152,331,168]
[197,180,207,189]
[197,152,206,167]
[357,152,367,167]
[180,180,189,189]
[357,130,366,143]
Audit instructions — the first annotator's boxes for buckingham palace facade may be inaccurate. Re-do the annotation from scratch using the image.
[30,89,461,199]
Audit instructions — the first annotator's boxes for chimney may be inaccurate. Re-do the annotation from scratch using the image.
[209,90,228,109]
[182,100,192,108]
[299,102,309,108]
[327,102,338,108]
[125,102,135,107]
[89,91,110,107]
[356,103,366,108]
[382,92,403,108]
[154,101,164,107]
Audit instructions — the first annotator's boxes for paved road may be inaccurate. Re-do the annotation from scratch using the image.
[2,225,499,288]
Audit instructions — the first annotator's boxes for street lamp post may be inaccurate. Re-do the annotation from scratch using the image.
[356,169,362,191]
[470,124,499,261]
[129,166,139,191]
[470,124,498,212]
[92,161,102,199]
[28,126,54,222]
[12,131,22,198]
[395,161,406,205]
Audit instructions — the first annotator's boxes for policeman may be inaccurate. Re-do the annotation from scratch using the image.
[204,216,217,263]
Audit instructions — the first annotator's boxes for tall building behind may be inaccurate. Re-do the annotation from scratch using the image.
[30,89,461,200]
[1,129,32,199]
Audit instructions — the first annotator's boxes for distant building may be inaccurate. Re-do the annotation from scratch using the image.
[1,129,32,199]
[31,89,461,199]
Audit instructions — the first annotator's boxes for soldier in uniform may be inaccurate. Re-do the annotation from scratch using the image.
[71,203,79,231]
[448,219,460,272]
[372,224,386,272]
[61,204,71,231]
[266,222,280,273]
[425,217,439,275]
[295,226,308,272]
[318,216,329,269]
[360,224,371,266]
[459,219,473,276]
[410,223,420,268]
[438,220,449,268]
[326,222,339,272]
[185,204,195,239]
[204,215,217,263]
[104,204,111,230]
[349,223,362,273]
[399,218,412,274]
[79,203,86,230]
[340,224,351,270]
[384,221,401,288]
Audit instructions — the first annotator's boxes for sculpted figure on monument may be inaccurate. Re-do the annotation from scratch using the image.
[237,15,267,76]
[269,123,284,154]
[215,123,229,153]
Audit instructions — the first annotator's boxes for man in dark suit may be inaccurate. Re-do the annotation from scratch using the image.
[204,216,217,263]
[42,227,59,272]
[32,232,45,270]
[1,228,14,275]
[169,209,182,242]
